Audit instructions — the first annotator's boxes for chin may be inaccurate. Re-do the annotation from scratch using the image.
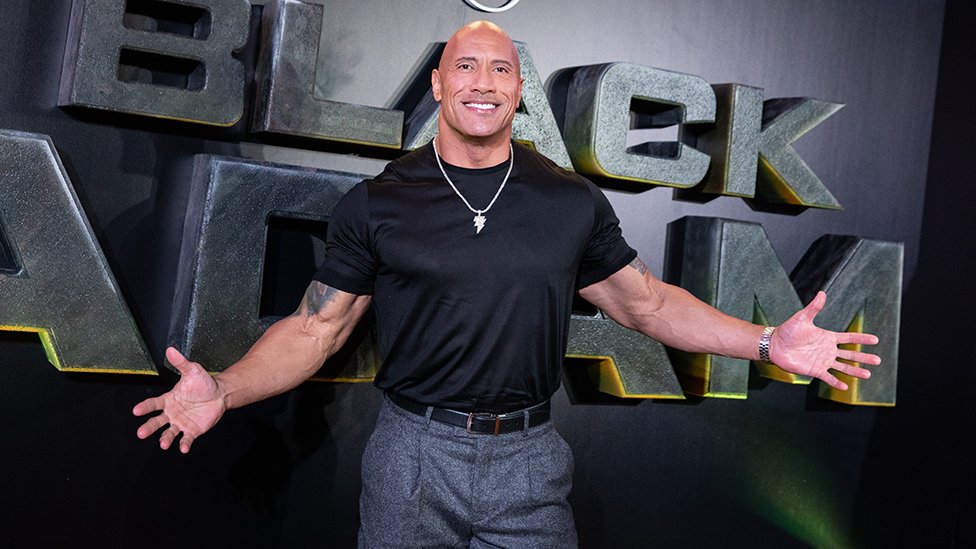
[464,125,510,140]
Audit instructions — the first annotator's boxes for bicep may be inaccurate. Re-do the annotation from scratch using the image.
[293,280,372,338]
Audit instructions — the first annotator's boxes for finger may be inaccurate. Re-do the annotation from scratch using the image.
[790,291,826,325]
[839,364,871,379]
[132,396,163,417]
[802,291,827,318]
[819,371,849,391]
[165,346,196,375]
[838,349,881,366]
[835,332,880,346]
[136,415,169,439]
[180,433,195,454]
[832,361,872,379]
[159,426,180,451]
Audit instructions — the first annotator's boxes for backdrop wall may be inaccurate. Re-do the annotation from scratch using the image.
[1,1,967,547]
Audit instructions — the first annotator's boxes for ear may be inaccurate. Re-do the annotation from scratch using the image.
[431,69,442,102]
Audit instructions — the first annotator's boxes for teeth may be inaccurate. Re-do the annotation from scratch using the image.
[465,102,496,110]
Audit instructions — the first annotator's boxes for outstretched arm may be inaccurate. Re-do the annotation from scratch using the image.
[578,257,880,390]
[133,281,372,453]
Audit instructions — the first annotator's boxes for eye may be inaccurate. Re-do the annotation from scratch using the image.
[457,63,474,71]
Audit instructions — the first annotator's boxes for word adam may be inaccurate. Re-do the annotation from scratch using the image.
[0,133,900,406]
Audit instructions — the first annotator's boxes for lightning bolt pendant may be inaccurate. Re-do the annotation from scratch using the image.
[473,213,486,234]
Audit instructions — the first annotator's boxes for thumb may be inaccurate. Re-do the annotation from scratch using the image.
[798,291,827,321]
[164,346,195,375]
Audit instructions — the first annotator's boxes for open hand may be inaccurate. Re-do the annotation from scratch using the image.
[133,347,226,453]
[769,291,881,391]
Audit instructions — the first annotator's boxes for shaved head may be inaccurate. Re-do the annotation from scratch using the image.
[432,21,523,167]
[439,21,520,76]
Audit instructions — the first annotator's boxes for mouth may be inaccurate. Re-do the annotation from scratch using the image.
[463,101,499,112]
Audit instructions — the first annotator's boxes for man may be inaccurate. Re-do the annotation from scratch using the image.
[134,21,879,548]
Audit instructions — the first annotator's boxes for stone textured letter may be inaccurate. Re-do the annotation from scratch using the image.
[0,130,154,373]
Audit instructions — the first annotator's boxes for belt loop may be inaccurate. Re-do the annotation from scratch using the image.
[424,405,433,427]
[522,409,530,436]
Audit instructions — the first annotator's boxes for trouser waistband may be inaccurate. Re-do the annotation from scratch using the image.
[386,392,551,435]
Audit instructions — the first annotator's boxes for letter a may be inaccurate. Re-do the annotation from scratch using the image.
[0,130,155,373]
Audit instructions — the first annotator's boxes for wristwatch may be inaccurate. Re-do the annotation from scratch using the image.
[759,326,775,363]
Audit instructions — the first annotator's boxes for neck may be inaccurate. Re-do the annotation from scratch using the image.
[434,127,512,168]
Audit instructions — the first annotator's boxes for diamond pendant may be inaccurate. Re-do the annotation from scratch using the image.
[473,213,486,234]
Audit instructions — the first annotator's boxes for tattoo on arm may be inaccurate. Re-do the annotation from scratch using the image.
[300,281,340,316]
[628,257,649,276]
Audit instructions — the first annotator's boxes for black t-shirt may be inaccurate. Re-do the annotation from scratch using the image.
[314,141,636,412]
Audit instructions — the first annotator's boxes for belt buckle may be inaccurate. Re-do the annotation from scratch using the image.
[466,412,502,435]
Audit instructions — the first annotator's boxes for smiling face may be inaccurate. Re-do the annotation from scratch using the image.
[431,22,523,159]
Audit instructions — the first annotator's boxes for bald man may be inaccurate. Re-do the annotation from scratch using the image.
[135,21,879,548]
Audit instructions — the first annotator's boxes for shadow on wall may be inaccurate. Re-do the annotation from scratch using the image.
[854,0,976,546]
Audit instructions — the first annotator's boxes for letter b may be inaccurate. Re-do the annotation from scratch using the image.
[59,0,250,126]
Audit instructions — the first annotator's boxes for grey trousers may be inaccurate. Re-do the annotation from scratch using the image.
[358,397,577,549]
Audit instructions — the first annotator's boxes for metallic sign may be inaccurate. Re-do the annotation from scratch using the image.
[562,64,844,209]
[687,83,764,198]
[250,0,404,147]
[685,85,843,209]
[35,4,898,404]
[564,62,716,188]
[567,312,685,399]
[754,98,843,208]
[56,3,847,207]
[59,0,250,126]
[0,130,155,373]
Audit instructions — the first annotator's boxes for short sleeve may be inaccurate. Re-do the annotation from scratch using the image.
[577,181,637,288]
[313,181,376,295]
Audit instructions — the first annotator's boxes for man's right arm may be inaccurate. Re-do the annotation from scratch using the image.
[133,281,372,453]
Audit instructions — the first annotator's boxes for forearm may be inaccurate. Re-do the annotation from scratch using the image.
[581,259,767,361]
[213,281,370,410]
[212,315,343,410]
[624,282,766,360]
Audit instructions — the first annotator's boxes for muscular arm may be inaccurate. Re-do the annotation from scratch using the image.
[216,281,372,409]
[578,257,880,389]
[579,257,765,359]
[133,281,371,452]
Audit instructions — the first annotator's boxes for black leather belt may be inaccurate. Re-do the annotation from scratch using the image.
[387,392,551,435]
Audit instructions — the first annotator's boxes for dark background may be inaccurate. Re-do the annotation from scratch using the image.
[1,1,971,547]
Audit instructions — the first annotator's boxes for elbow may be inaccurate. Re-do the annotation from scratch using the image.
[606,291,666,334]
[603,308,647,333]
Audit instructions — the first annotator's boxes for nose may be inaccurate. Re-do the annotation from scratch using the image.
[470,66,495,94]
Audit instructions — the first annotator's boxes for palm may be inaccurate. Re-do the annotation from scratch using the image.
[769,291,881,390]
[133,347,226,453]
[166,364,223,434]
[774,317,840,377]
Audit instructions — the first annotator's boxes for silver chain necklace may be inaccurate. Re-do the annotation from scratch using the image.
[432,137,514,234]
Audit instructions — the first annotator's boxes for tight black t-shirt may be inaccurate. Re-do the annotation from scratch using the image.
[315,142,636,412]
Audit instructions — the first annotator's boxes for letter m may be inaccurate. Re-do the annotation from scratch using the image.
[665,216,901,405]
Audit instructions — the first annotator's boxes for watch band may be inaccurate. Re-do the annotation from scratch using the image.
[759,326,775,363]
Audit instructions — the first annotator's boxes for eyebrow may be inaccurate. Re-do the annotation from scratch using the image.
[452,56,517,69]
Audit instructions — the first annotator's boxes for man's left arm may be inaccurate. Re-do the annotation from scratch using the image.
[578,257,880,391]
